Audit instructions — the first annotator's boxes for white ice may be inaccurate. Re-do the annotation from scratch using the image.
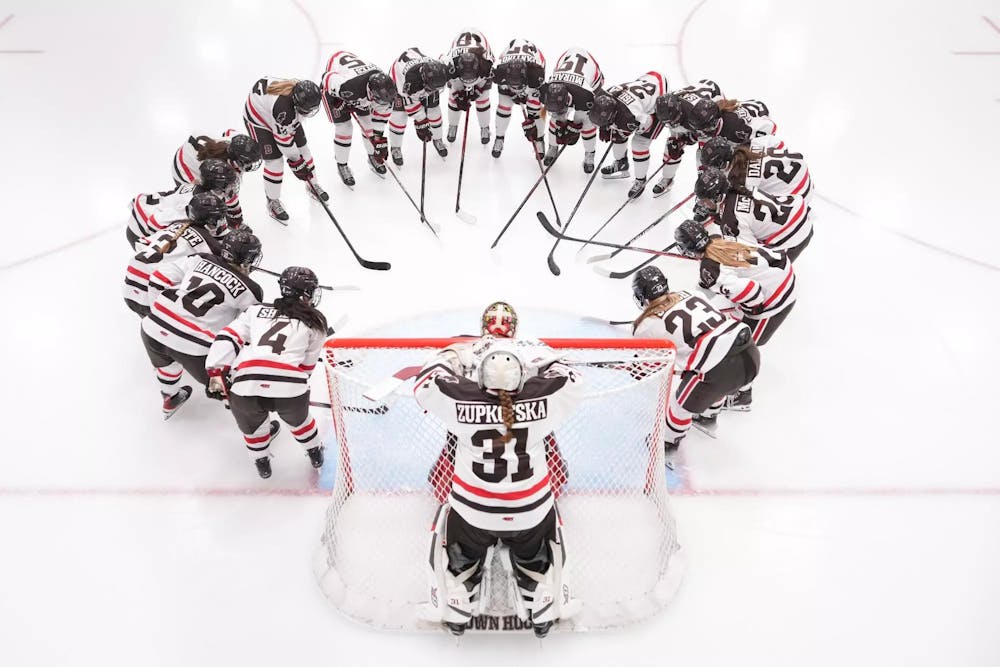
[1,0,999,665]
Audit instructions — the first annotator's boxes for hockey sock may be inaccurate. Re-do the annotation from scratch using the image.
[263,158,283,200]
[243,422,273,460]
[155,363,184,395]
[288,416,318,448]
[333,121,352,164]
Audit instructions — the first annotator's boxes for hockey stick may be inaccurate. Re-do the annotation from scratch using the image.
[490,144,568,248]
[454,109,476,224]
[586,192,695,264]
[574,161,669,257]
[351,112,440,237]
[308,399,389,414]
[546,142,614,276]
[524,105,562,230]
[420,140,427,222]
[305,181,392,271]
[252,266,360,292]
[537,211,695,261]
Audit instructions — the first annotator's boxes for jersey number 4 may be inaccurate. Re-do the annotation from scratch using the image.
[471,428,534,483]
[258,320,290,355]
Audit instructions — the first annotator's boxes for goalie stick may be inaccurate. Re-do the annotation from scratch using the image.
[586,192,696,264]
[252,266,360,292]
[306,181,392,272]
[546,142,614,276]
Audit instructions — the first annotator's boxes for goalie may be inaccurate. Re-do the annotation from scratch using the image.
[413,340,583,638]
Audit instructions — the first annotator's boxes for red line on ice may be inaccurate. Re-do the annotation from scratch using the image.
[983,16,1000,35]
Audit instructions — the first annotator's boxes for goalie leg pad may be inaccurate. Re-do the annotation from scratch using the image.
[504,508,570,625]
[428,506,492,626]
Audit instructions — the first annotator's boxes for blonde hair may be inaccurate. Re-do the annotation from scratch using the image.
[497,389,516,444]
[266,79,299,96]
[194,136,229,162]
[705,238,757,267]
[718,98,740,112]
[632,292,686,333]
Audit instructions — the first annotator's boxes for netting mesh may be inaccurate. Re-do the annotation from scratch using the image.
[313,338,685,632]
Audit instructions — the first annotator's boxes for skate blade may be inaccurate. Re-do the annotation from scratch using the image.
[722,404,752,412]
[652,188,671,199]
[691,422,718,439]
[268,215,289,226]
[600,172,630,180]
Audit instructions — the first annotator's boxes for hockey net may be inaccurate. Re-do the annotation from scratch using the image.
[315,337,684,633]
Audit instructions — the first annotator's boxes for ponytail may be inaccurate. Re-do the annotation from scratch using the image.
[632,292,686,334]
[705,238,757,268]
[727,145,763,190]
[194,136,230,162]
[497,389,516,444]
[274,295,327,333]
[718,98,740,112]
[266,79,299,97]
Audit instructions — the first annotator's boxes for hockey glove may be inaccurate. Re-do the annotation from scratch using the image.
[558,122,581,146]
[206,367,230,401]
[692,201,716,223]
[522,118,538,142]
[599,126,611,143]
[414,120,433,143]
[453,90,473,112]
[289,158,314,181]
[665,137,686,162]
[370,132,388,163]
[698,258,721,289]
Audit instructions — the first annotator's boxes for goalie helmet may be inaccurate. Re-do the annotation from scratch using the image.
[199,159,239,198]
[453,52,480,84]
[631,266,671,308]
[654,93,683,126]
[292,80,322,117]
[220,228,262,268]
[481,301,518,338]
[420,60,448,91]
[495,59,527,92]
[699,137,735,170]
[227,134,261,172]
[674,220,712,255]
[186,192,227,236]
[543,82,571,115]
[367,71,396,106]
[478,348,525,393]
[685,97,720,132]
[588,93,618,127]
[694,166,730,203]
[278,265,322,306]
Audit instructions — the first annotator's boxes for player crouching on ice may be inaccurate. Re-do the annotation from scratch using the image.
[414,340,583,638]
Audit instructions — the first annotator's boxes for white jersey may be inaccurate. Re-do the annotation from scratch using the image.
[744,135,812,202]
[446,28,494,62]
[206,304,325,399]
[389,47,438,102]
[128,184,196,239]
[414,346,583,531]
[549,47,604,93]
[123,223,219,309]
[607,71,667,134]
[633,291,749,374]
[322,50,389,113]
[243,77,305,145]
[142,254,263,356]
[718,189,812,253]
[172,129,239,184]
[699,244,797,319]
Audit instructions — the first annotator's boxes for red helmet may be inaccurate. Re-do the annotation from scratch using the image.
[481,301,518,338]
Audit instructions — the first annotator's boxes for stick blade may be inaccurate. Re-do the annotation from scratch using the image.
[587,252,613,264]
[359,259,392,271]
[535,211,560,238]
[362,365,423,402]
[455,209,477,225]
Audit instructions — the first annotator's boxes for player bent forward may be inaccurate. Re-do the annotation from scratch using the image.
[414,342,583,638]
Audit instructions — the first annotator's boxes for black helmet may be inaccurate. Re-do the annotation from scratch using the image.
[220,228,262,268]
[367,71,396,106]
[227,134,261,172]
[694,166,730,201]
[631,266,671,308]
[700,137,735,169]
[674,220,711,255]
[278,265,322,307]
[199,159,239,198]
[654,93,683,125]
[292,79,321,117]
[186,191,227,235]
[685,97,720,132]
[588,93,618,127]
[454,52,480,84]
[420,60,448,91]
[495,60,527,92]
[543,82,571,115]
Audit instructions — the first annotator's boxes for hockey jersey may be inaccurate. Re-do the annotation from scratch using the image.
[142,253,263,356]
[414,345,583,531]
[698,243,797,319]
[495,38,545,108]
[322,50,390,112]
[710,100,776,143]
[546,47,604,112]
[633,291,749,374]
[389,47,440,100]
[718,189,812,254]
[128,184,197,239]
[243,77,306,154]
[124,223,220,310]
[445,29,494,94]
[743,135,812,202]
[206,304,326,399]
[171,130,244,222]
[606,71,667,135]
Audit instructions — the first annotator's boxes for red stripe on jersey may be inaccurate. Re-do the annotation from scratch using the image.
[632,149,650,157]
[246,97,271,128]
[153,302,217,339]
[791,169,811,195]
[151,271,174,286]
[761,267,794,308]
[372,109,391,118]
[589,51,603,84]
[526,99,541,107]
[498,104,512,111]
[686,333,708,371]
[453,473,551,501]
[236,359,304,373]
[134,196,149,222]
[291,419,316,436]
[678,375,701,405]
[244,432,272,444]
[645,71,666,96]
[776,141,785,149]
[299,364,315,372]
[127,265,150,280]
[149,215,166,231]
[326,50,345,71]
[763,202,806,244]
[177,147,197,182]
[405,104,421,114]
[668,405,692,426]
[752,317,769,343]
[770,122,778,135]
[732,281,758,302]
[221,327,244,346]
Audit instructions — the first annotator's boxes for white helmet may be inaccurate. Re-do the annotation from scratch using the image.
[478,349,524,393]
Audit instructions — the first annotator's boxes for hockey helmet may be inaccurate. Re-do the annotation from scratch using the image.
[278,265,322,307]
[699,137,735,170]
[367,71,396,107]
[481,301,518,338]
[674,220,712,256]
[478,348,525,393]
[454,52,480,84]
[654,93,683,126]
[694,166,730,203]
[631,266,671,308]
[186,191,227,236]
[496,60,528,92]
[292,80,322,117]
[588,93,618,127]
[220,228,262,268]
[543,82,571,115]
[420,60,448,91]
[199,159,240,198]
[685,97,720,132]
[227,134,262,172]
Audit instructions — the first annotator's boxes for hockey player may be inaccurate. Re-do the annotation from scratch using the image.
[589,71,668,199]
[321,50,397,185]
[649,79,723,197]
[699,135,813,204]
[683,95,775,144]
[206,266,327,479]
[123,192,228,317]
[243,77,326,223]
[387,48,450,164]
[126,159,238,248]
[539,47,605,173]
[632,266,760,448]
[673,219,797,409]
[171,131,261,228]
[140,229,264,419]
[416,339,584,638]
[694,167,813,261]
[491,38,546,159]
[444,29,494,146]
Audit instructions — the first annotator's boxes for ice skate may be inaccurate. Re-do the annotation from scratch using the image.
[267,198,289,224]
[652,176,674,198]
[582,151,595,174]
[161,385,192,421]
[491,136,504,158]
[601,157,629,179]
[336,163,355,187]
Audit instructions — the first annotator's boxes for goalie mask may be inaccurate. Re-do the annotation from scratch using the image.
[478,349,525,393]
[481,301,518,338]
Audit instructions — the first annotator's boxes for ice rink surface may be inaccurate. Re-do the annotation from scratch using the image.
[1,0,999,665]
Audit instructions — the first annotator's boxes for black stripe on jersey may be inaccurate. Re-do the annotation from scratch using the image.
[761,275,796,313]
[415,363,459,387]
[147,313,212,348]
[450,489,553,514]
[737,285,763,305]
[770,210,810,248]
[215,333,241,355]
[666,420,687,435]
[448,605,472,619]
[233,374,308,384]
[125,278,148,292]
[691,320,741,371]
